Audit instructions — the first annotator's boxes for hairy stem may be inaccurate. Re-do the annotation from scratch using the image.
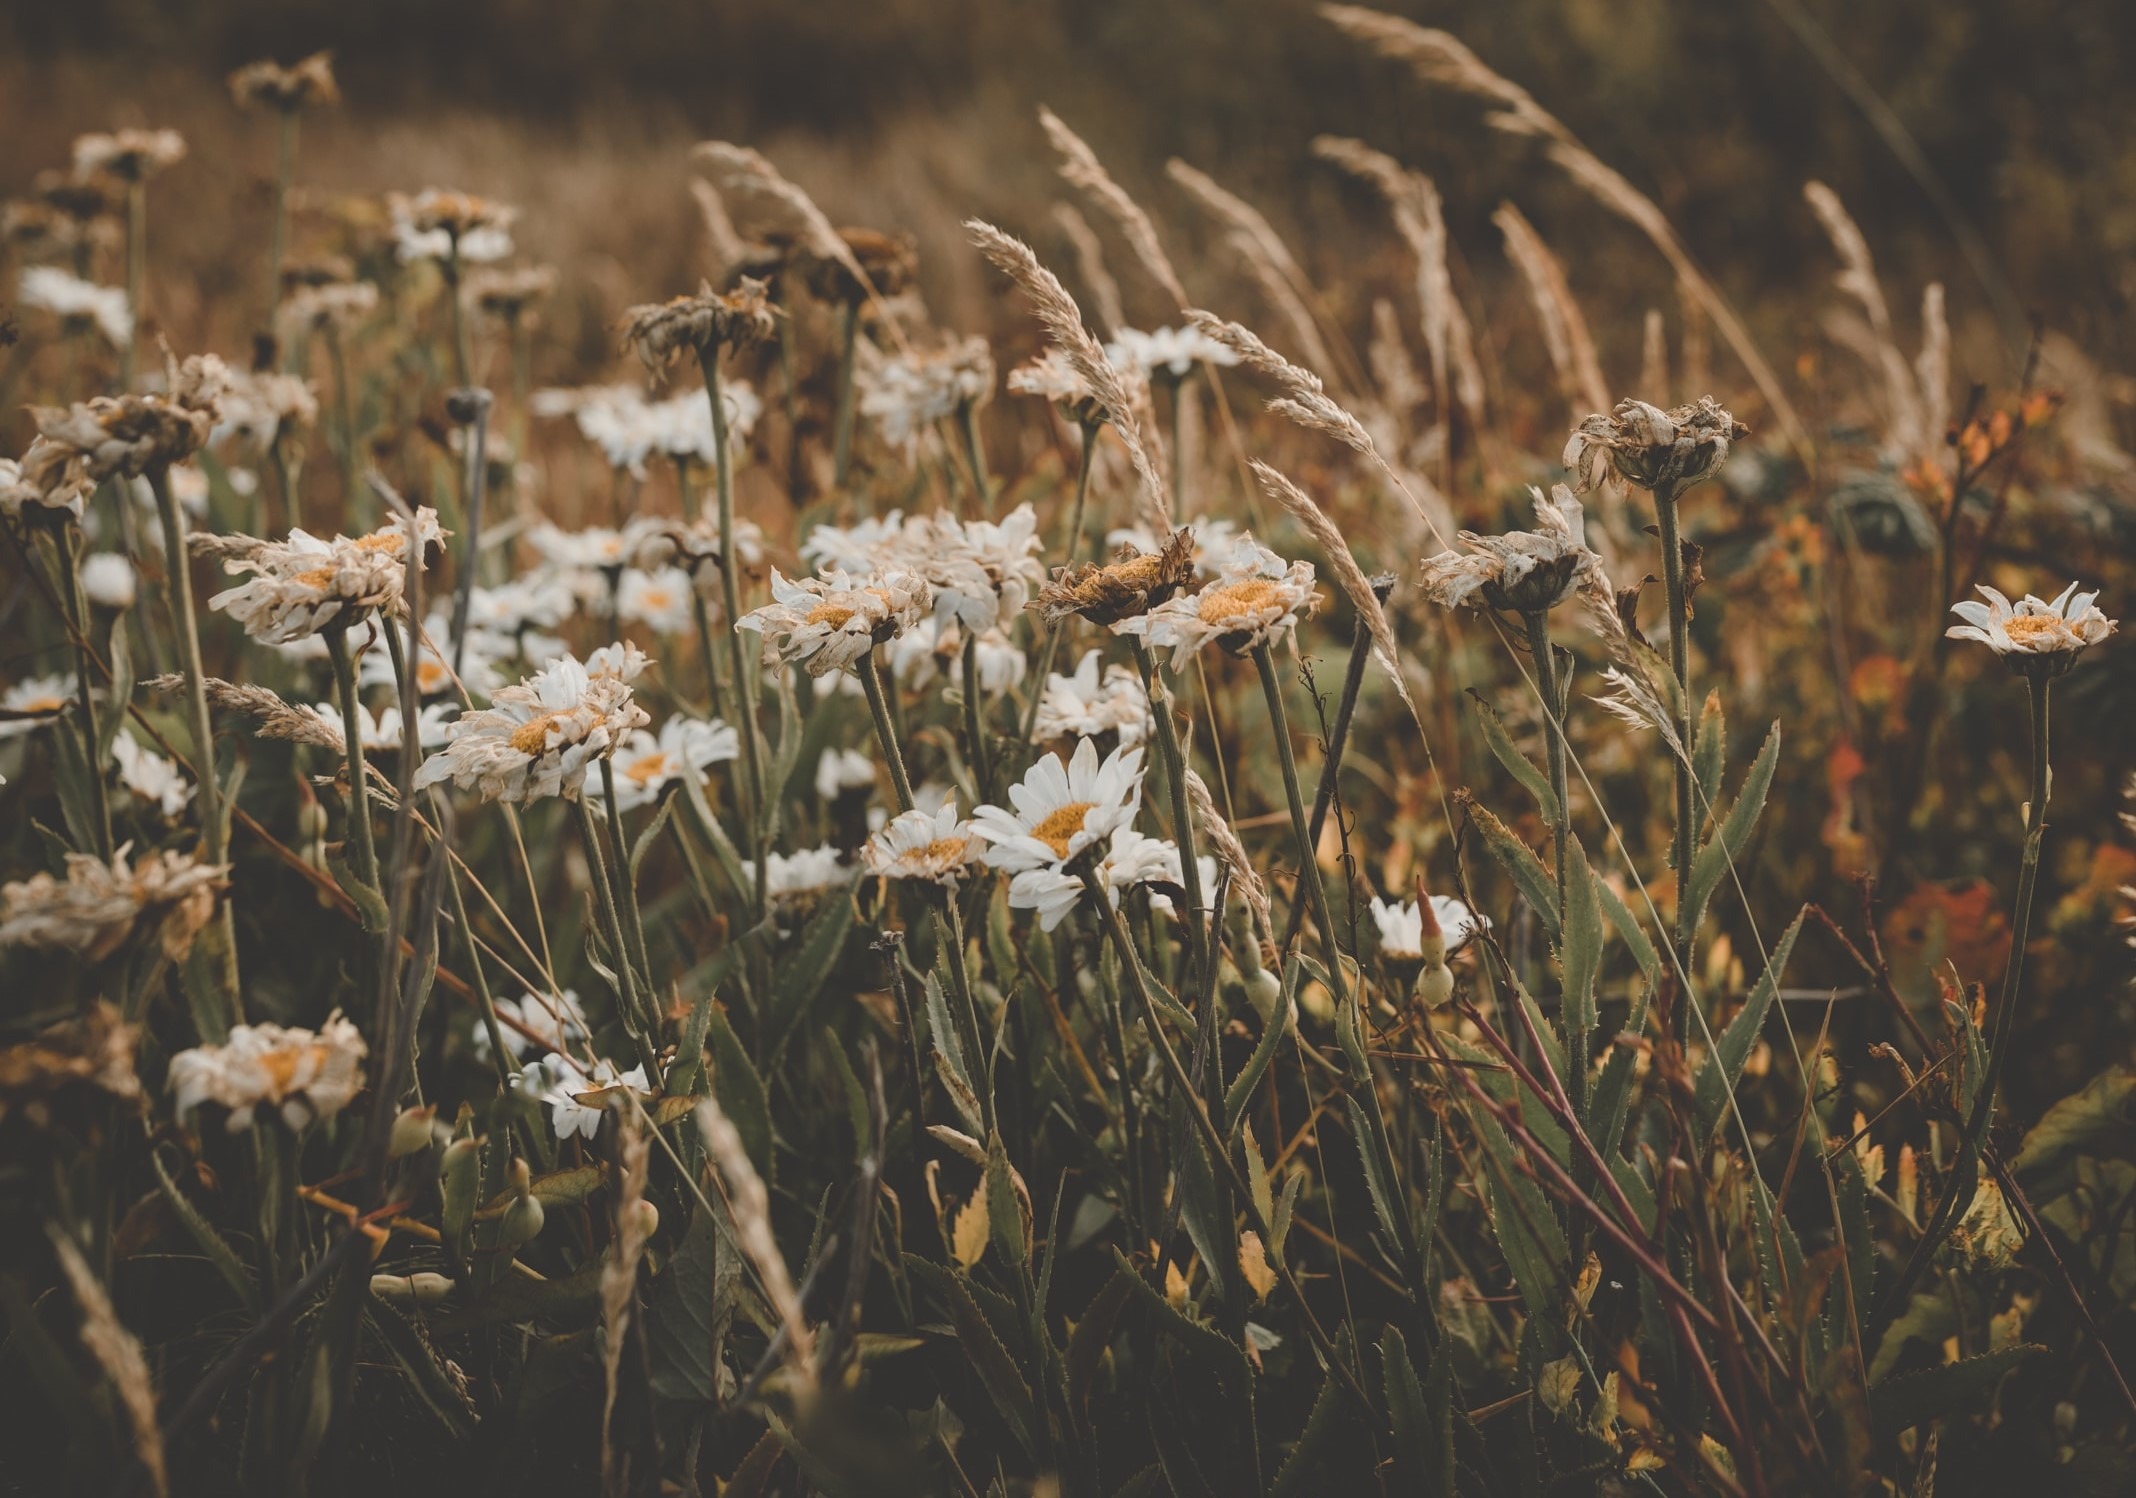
[701,346,770,922]
[323,625,378,890]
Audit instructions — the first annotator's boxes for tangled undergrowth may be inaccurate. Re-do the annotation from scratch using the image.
[3,11,2135,1497]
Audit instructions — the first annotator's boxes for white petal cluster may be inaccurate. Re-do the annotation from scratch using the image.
[859,336,994,450]
[592,715,739,811]
[19,266,131,347]
[740,844,852,911]
[0,844,225,963]
[1033,650,1150,746]
[474,989,590,1062]
[1946,582,2117,662]
[112,730,193,818]
[517,1051,646,1141]
[1418,485,1598,615]
[168,1014,367,1132]
[207,508,446,644]
[1007,825,1181,932]
[738,568,932,677]
[971,737,1145,874]
[1368,896,1485,962]
[1116,535,1318,671]
[413,653,650,804]
[886,616,1028,695]
[863,801,982,888]
[1103,326,1241,380]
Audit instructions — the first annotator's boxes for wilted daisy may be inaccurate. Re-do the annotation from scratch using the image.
[1106,516,1246,579]
[413,653,650,804]
[0,844,226,963]
[212,367,319,452]
[799,226,919,303]
[738,568,932,678]
[863,801,982,888]
[1117,536,1319,671]
[815,747,877,802]
[79,552,136,610]
[915,505,1047,634]
[859,336,995,451]
[520,1052,647,1142]
[1565,397,1746,496]
[1103,325,1241,381]
[388,188,516,265]
[276,280,378,341]
[205,507,446,644]
[972,736,1145,873]
[475,989,590,1062]
[740,845,852,913]
[72,129,187,183]
[593,716,739,811]
[466,576,577,642]
[0,673,77,739]
[621,277,779,369]
[886,617,1027,694]
[617,566,696,636]
[1032,650,1151,747]
[1369,895,1485,962]
[228,52,339,112]
[1037,531,1195,627]
[1007,825,1182,932]
[168,1014,366,1132]
[801,510,910,575]
[463,263,557,322]
[357,611,501,699]
[1418,485,1599,615]
[112,731,193,818]
[635,514,768,599]
[18,266,131,347]
[14,353,229,515]
[1947,582,2117,673]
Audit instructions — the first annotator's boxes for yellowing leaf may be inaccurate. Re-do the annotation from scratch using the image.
[952,1180,990,1270]
[1625,1446,1667,1473]
[1238,1231,1276,1302]
[1538,1353,1582,1416]
[1163,1259,1188,1306]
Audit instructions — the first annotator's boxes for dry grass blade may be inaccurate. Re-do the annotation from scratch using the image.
[1184,767,1271,941]
[967,217,1171,526]
[1168,158,1347,386]
[696,1099,816,1372]
[690,141,846,265]
[149,673,345,751]
[1038,106,1189,311]
[1322,3,1813,463]
[1251,458,1418,720]
[1917,283,1950,453]
[1051,201,1126,336]
[688,176,753,285]
[1494,201,1609,419]
[1803,180,1924,454]
[600,1105,651,1493]
[49,1228,167,1497]
[1641,308,1671,402]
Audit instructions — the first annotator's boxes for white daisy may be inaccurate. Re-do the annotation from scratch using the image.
[519,1051,646,1142]
[1946,582,2117,665]
[738,568,931,678]
[859,336,994,452]
[112,730,193,818]
[593,716,739,811]
[740,844,851,911]
[801,510,908,575]
[206,508,447,645]
[886,616,1027,694]
[79,552,137,610]
[1115,535,1319,671]
[1032,650,1150,747]
[1368,895,1485,962]
[863,801,982,888]
[617,566,696,636]
[1006,824,1182,932]
[356,611,502,698]
[971,736,1145,873]
[169,1014,367,1133]
[19,265,131,347]
[0,673,76,740]
[1103,325,1241,380]
[412,653,649,804]
[474,988,590,1062]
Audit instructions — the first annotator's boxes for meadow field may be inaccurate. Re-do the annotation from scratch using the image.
[1,3,2133,1493]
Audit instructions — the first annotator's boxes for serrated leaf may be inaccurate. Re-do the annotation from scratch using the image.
[1684,720,1781,940]
[1224,986,1294,1138]
[1242,1120,1275,1237]
[907,1256,1037,1457]
[767,874,857,1056]
[1692,910,1805,1140]
[1472,801,1561,943]
[1471,691,1558,824]
[97,617,132,762]
[1346,1094,1410,1264]
[1238,1231,1275,1301]
[1470,1104,1568,1320]
[148,1147,258,1314]
[986,1129,1027,1269]
[924,972,968,1092]
[2012,1066,2136,1175]
[1382,1326,1432,1480]
[707,1001,771,1177]
[328,850,389,932]
[644,1204,720,1403]
[1174,1106,1228,1299]
[1596,877,1661,990]
[1871,1344,2047,1435]
[1692,689,1724,826]
[1560,836,1603,1094]
[1272,1355,1352,1498]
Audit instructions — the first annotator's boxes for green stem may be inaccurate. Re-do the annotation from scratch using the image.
[1019,420,1099,747]
[1130,638,1208,991]
[326,324,363,526]
[148,469,226,871]
[597,757,657,1024]
[323,626,378,890]
[832,302,860,495]
[701,347,769,923]
[960,631,993,805]
[934,892,995,1133]
[1654,483,1697,1041]
[55,523,114,858]
[1250,643,1345,1006]
[1524,609,1572,907]
[857,651,915,813]
[575,796,651,1066]
[443,248,471,391]
[958,400,992,517]
[445,855,516,1092]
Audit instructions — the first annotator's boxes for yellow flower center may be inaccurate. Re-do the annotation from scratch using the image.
[353,530,407,555]
[258,1044,322,1095]
[2002,614,2065,648]
[920,836,970,867]
[416,660,451,693]
[622,751,670,787]
[805,602,857,629]
[293,564,338,590]
[1196,578,1283,626]
[508,712,567,755]
[22,695,64,714]
[1030,802,1095,859]
[641,588,672,611]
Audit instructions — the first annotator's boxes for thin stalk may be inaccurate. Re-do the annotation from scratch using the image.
[575,796,652,1070]
[960,631,993,804]
[831,301,860,493]
[1168,373,1189,517]
[857,651,916,813]
[597,757,657,1016]
[957,400,992,517]
[446,390,492,677]
[1524,609,1572,905]
[266,111,297,319]
[55,523,114,857]
[701,347,769,923]
[445,857,516,1091]
[326,324,363,526]
[1129,639,1208,989]
[1654,483,1697,1039]
[1879,670,2053,1323]
[443,246,472,391]
[121,180,145,390]
[934,892,995,1133]
[1019,419,1099,746]
[323,626,378,890]
[1251,642,1345,1005]
[675,454,730,721]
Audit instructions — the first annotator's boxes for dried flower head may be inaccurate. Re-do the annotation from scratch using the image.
[205,507,446,643]
[389,189,515,264]
[1565,397,1747,496]
[1419,485,1599,615]
[275,280,378,340]
[1947,582,2117,675]
[15,354,229,514]
[1036,530,1196,626]
[621,277,778,370]
[414,653,650,804]
[18,266,131,348]
[168,1014,367,1132]
[801,227,918,303]
[464,263,557,320]
[72,129,187,184]
[214,368,320,450]
[0,1003,141,1128]
[0,844,227,964]
[1116,535,1320,670]
[228,52,340,112]
[738,568,932,677]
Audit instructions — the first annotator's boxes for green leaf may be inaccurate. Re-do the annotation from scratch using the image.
[1271,1168,1305,1258]
[627,790,677,883]
[148,1147,259,1314]
[924,972,969,1094]
[1470,1105,1568,1321]
[2013,1066,2136,1176]
[97,617,132,763]
[1869,1284,1955,1385]
[986,1130,1027,1270]
[907,1256,1037,1458]
[708,1001,771,1178]
[1242,1122,1276,1242]
[766,874,857,1056]
[1381,1327,1432,1482]
[365,1298,478,1437]
[645,1204,721,1404]
[1585,980,1651,1162]
[1684,720,1781,939]
[1872,1345,2047,1435]
[1470,691,1557,824]
[327,853,388,933]
[1065,1264,1135,1423]
[1692,910,1805,1140]
[1346,1095,1411,1266]
[1692,689,1724,828]
[1559,836,1603,1089]
[1224,984,1295,1139]
[1173,1106,1228,1298]
[1472,802,1560,943]
[1596,877,1661,991]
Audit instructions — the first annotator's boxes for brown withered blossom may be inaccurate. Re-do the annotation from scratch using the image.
[0,845,228,965]
[1036,530,1195,626]
[621,277,779,370]
[72,129,187,184]
[228,52,340,112]
[800,227,918,305]
[12,354,229,515]
[0,1003,141,1129]
[1564,396,1747,496]
[465,264,558,321]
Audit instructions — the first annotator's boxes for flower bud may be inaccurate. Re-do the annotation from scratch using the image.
[388,1104,438,1159]
[370,1270,454,1305]
[1413,963,1455,1010]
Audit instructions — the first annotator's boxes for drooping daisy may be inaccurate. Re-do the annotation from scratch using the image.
[1565,396,1746,496]
[413,653,649,804]
[738,568,931,678]
[859,336,994,452]
[519,1052,646,1142]
[1369,895,1485,962]
[1032,650,1150,747]
[1946,582,2117,671]
[0,673,76,740]
[213,367,319,453]
[228,51,339,112]
[0,844,226,963]
[13,353,229,515]
[593,716,739,811]
[916,504,1046,634]
[863,801,982,888]
[388,188,516,265]
[473,988,590,1062]
[971,736,1145,873]
[886,617,1027,694]
[620,278,779,369]
[205,507,447,644]
[1116,536,1319,671]
[1418,485,1599,616]
[1006,824,1182,932]
[73,128,187,183]
[801,510,909,575]
[112,730,193,818]
[617,566,696,636]
[1037,531,1196,626]
[168,1014,367,1132]
[18,265,131,347]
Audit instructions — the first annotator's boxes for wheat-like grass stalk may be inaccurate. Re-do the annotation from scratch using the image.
[149,673,347,751]
[600,1105,651,1492]
[697,1099,816,1370]
[1322,3,1813,463]
[1049,201,1127,336]
[50,1228,167,1497]
[1641,307,1671,402]
[1804,180,1926,455]
[1038,106,1189,311]
[1167,159,1346,385]
[966,217,1171,527]
[1494,201,1609,419]
[1184,767,1271,942]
